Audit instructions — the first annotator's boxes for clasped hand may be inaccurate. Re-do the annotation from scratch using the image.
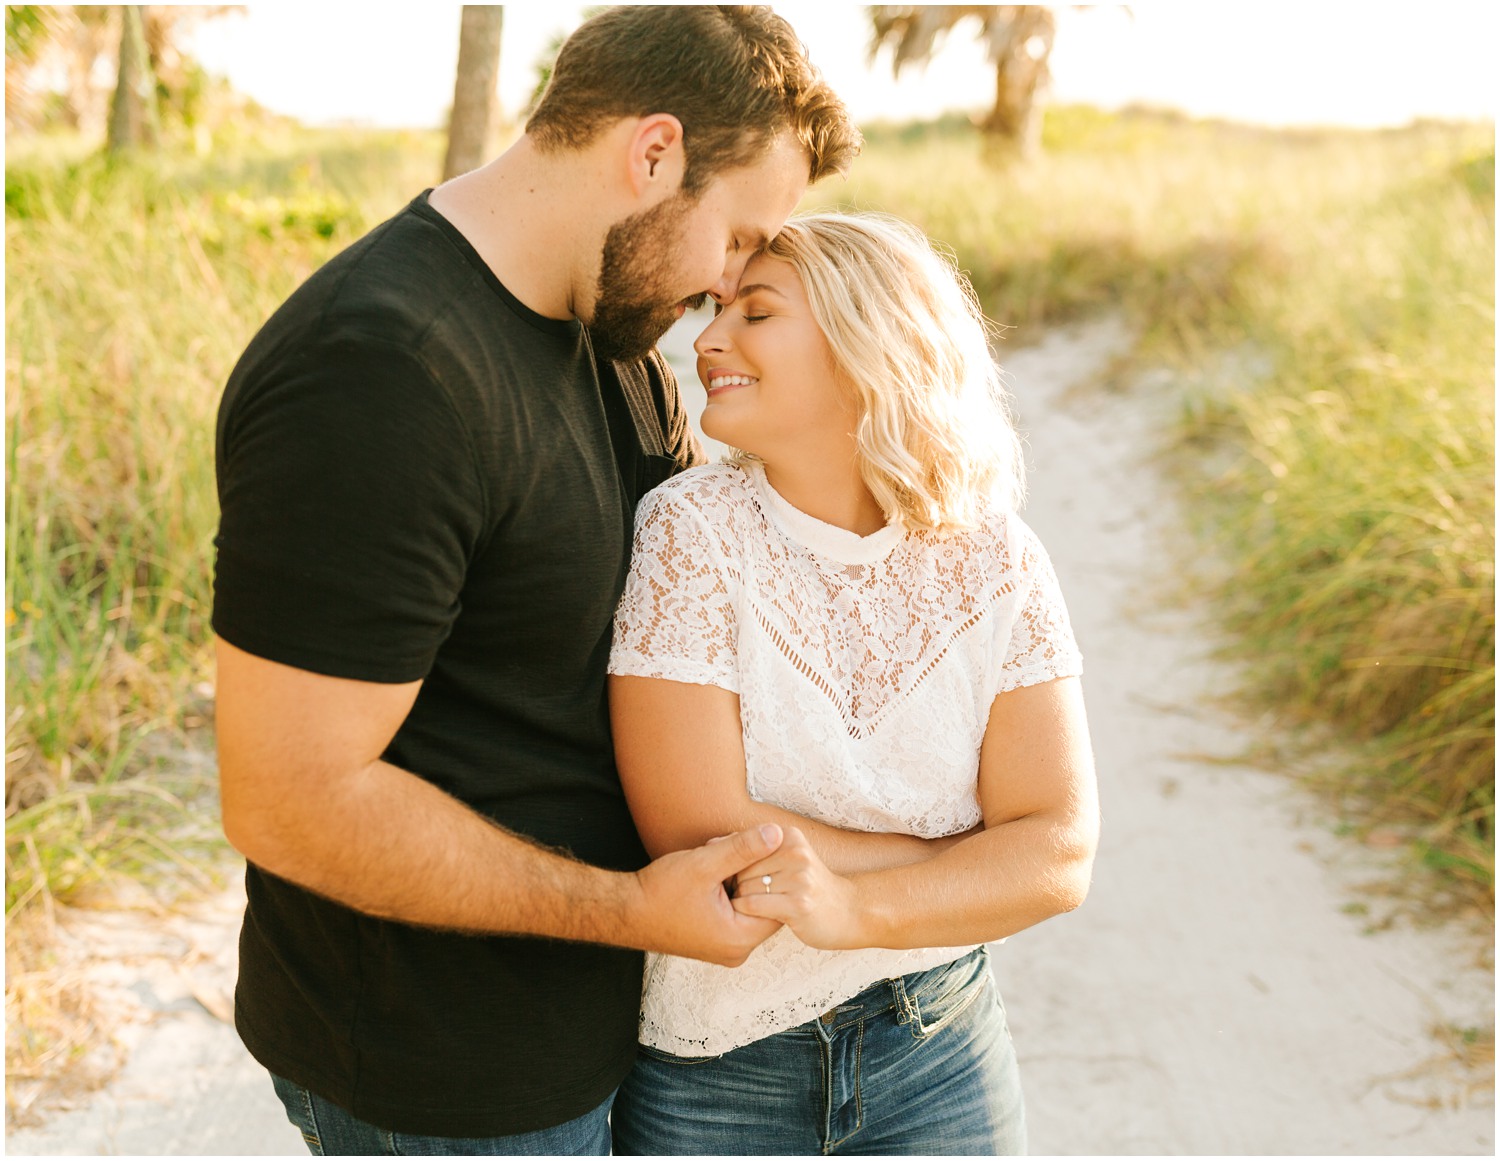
[727,826,865,950]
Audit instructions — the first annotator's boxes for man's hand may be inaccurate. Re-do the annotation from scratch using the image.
[727,826,867,951]
[632,823,786,966]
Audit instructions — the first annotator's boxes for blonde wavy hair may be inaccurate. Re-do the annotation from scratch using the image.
[732,211,1024,532]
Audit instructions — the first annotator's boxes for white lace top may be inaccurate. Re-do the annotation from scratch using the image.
[609,462,1083,1055]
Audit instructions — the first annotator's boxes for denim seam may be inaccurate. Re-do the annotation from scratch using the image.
[824,1019,866,1152]
[637,1043,721,1066]
[298,1084,325,1153]
[818,1021,834,1154]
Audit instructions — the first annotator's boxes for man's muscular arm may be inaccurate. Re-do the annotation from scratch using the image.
[215,637,782,966]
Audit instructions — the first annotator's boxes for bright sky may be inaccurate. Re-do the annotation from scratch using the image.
[189,2,1498,131]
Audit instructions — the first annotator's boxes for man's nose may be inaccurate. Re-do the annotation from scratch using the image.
[709,249,753,305]
[708,272,738,306]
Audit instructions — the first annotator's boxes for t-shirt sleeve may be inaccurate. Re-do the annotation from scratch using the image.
[994,516,1084,696]
[212,338,484,683]
[609,485,738,692]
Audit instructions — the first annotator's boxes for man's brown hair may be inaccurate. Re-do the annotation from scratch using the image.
[526,5,861,195]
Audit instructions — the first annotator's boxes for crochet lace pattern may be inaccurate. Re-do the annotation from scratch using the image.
[610,462,1082,1055]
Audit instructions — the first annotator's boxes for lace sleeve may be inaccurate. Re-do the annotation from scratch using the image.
[995,518,1084,695]
[609,486,740,693]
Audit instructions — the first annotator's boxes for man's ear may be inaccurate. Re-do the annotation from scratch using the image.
[627,113,686,200]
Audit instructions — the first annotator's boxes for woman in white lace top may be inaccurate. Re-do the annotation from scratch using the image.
[608,212,1098,1156]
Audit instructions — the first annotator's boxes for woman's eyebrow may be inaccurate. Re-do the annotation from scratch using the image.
[735,283,787,299]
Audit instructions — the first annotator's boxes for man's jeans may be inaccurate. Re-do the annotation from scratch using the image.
[612,946,1027,1155]
[270,1074,613,1156]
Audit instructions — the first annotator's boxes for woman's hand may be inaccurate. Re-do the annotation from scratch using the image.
[728,826,869,951]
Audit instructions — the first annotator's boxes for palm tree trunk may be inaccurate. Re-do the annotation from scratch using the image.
[107,5,158,153]
[442,6,504,181]
[979,6,1055,160]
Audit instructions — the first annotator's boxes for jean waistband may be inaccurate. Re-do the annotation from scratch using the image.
[813,947,986,1033]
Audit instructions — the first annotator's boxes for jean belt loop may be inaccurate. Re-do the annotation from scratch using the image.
[889,974,920,1026]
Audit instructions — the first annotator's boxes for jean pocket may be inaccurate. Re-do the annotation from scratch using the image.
[903,950,991,1040]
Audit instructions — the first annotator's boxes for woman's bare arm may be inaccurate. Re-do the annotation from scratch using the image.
[610,674,969,875]
[731,676,1099,948]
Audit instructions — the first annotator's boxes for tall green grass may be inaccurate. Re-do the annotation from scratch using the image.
[1164,145,1494,905]
[4,128,443,916]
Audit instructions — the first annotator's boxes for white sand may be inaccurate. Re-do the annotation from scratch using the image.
[7,313,1491,1156]
[989,318,1493,1155]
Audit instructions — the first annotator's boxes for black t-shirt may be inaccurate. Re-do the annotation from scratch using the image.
[213,192,701,1137]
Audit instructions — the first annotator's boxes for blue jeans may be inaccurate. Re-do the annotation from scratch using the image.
[612,946,1026,1155]
[270,1073,614,1156]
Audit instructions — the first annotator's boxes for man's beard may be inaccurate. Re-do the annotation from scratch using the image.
[589,193,708,363]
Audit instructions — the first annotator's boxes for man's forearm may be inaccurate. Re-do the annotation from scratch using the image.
[225,754,788,967]
[227,755,643,944]
[215,637,782,965]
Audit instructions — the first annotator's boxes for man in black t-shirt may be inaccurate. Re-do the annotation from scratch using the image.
[212,6,861,1153]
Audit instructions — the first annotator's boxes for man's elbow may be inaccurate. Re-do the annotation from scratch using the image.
[219,774,278,869]
[218,757,310,877]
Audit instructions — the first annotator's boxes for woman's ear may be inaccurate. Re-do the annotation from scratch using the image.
[627,113,686,200]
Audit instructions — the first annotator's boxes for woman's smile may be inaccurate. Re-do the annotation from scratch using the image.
[704,368,760,397]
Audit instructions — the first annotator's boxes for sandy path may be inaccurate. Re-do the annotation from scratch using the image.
[988,318,1492,1154]
[7,314,1491,1156]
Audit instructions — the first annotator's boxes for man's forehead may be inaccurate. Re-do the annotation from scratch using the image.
[711,145,810,236]
[708,137,810,200]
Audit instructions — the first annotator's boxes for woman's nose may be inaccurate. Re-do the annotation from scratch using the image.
[693,316,730,356]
